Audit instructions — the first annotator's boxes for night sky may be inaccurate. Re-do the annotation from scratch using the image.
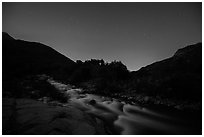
[2,2,202,71]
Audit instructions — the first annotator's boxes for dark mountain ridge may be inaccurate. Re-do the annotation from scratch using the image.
[2,32,15,40]
[131,42,202,101]
[3,32,76,80]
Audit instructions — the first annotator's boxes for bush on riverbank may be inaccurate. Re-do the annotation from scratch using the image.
[3,75,68,103]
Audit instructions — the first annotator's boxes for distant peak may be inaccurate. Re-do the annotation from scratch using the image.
[2,32,15,40]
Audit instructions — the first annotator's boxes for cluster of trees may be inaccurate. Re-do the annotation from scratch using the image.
[69,59,130,83]
[69,59,130,94]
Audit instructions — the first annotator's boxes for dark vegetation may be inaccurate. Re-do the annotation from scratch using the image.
[2,32,202,110]
[3,75,68,103]
[69,59,130,94]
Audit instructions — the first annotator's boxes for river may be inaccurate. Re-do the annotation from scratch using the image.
[48,79,201,135]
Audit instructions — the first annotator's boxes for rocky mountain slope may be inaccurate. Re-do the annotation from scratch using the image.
[3,32,76,80]
[130,43,202,103]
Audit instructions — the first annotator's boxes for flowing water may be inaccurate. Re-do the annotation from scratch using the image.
[49,79,201,135]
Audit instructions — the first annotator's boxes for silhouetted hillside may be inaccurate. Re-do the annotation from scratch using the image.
[2,32,15,40]
[3,32,76,80]
[130,43,202,101]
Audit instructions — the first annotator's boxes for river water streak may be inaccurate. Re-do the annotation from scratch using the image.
[49,79,201,135]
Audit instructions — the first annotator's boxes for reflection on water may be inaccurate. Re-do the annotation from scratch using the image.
[50,80,201,135]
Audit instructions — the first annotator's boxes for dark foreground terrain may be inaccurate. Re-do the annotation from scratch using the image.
[2,32,202,134]
[2,76,201,135]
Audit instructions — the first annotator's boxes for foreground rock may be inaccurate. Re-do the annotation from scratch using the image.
[2,98,107,135]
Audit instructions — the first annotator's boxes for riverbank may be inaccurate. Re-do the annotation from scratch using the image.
[79,81,201,112]
[2,75,112,135]
[2,76,201,135]
[2,97,109,135]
